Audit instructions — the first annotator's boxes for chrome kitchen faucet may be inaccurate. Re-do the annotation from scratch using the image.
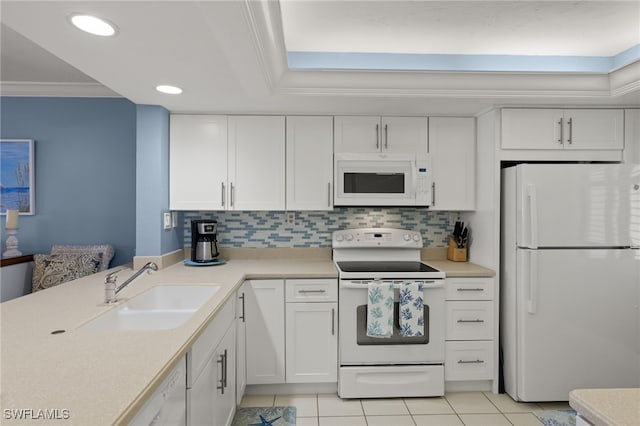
[104,262,158,303]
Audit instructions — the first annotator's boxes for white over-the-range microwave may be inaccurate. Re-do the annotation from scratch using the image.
[334,153,433,206]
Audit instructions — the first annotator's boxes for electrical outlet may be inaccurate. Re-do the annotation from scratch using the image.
[286,212,295,225]
[171,211,179,228]
[163,212,172,230]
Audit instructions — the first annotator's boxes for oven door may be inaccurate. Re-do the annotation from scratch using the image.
[339,279,445,365]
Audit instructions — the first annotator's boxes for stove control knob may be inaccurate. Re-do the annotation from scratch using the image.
[335,234,344,242]
[413,234,421,242]
[345,234,354,241]
[403,234,411,241]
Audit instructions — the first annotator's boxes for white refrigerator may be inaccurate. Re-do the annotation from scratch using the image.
[501,163,640,402]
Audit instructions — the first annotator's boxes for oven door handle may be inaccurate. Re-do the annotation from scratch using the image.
[340,280,444,290]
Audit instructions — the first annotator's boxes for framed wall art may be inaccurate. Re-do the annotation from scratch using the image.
[1,139,35,215]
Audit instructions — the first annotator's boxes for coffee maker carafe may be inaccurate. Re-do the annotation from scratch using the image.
[191,220,219,262]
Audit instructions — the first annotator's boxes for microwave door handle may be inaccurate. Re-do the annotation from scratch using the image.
[412,164,417,197]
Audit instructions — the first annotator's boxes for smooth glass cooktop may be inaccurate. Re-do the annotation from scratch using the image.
[336,261,440,273]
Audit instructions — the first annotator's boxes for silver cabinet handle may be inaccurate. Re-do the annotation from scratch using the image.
[331,308,335,336]
[456,288,485,292]
[216,353,225,393]
[221,182,225,207]
[432,182,436,206]
[567,118,573,144]
[375,123,380,149]
[457,359,485,364]
[457,319,485,323]
[327,182,331,207]
[230,183,234,208]
[558,118,563,144]
[384,124,388,149]
[222,349,228,389]
[298,289,327,294]
[239,293,245,322]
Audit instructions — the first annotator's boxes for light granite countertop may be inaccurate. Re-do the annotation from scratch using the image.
[570,388,640,426]
[0,250,493,425]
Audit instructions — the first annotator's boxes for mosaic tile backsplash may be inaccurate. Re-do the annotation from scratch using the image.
[183,208,455,248]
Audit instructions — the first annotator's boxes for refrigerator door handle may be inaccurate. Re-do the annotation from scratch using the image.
[525,184,539,249]
[527,250,538,314]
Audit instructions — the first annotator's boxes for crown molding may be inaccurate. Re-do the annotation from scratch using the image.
[0,81,120,97]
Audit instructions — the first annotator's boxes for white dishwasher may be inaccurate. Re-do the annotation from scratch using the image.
[129,356,187,426]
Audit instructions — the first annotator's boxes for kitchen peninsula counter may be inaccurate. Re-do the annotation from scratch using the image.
[0,256,337,425]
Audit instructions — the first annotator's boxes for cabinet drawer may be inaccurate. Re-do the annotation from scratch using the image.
[188,298,234,387]
[445,341,494,381]
[446,301,494,341]
[446,278,494,301]
[285,279,337,302]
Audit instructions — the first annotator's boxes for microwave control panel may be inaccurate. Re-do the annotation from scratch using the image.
[415,158,432,205]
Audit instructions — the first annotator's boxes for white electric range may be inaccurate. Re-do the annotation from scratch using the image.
[333,228,446,398]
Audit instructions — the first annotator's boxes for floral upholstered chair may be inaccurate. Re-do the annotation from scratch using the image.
[31,244,115,293]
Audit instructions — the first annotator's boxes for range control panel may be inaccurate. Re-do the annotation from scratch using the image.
[332,228,423,248]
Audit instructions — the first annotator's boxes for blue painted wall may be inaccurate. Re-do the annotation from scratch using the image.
[135,105,182,257]
[0,97,136,266]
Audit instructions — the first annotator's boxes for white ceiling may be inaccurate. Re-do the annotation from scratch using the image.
[1,1,639,115]
[280,0,639,56]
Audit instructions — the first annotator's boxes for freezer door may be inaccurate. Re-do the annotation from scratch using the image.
[515,248,640,401]
[515,164,640,248]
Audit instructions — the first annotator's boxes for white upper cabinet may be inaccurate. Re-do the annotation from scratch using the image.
[428,117,476,211]
[334,116,427,154]
[228,116,286,211]
[170,115,227,210]
[286,116,334,210]
[563,109,624,150]
[501,108,624,151]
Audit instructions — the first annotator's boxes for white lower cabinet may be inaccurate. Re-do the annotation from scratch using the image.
[130,356,187,426]
[444,277,495,383]
[187,298,236,426]
[235,284,247,406]
[285,279,338,383]
[245,280,286,384]
[240,278,338,389]
[445,341,494,381]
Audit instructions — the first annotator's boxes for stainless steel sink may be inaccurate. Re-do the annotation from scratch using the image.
[81,285,221,331]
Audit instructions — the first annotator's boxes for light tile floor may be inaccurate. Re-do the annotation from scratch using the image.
[239,391,572,426]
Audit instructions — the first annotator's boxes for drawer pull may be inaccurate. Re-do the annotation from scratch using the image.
[457,319,485,323]
[298,289,327,294]
[456,288,484,292]
[457,359,485,364]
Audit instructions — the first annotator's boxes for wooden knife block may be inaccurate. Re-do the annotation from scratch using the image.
[447,237,468,262]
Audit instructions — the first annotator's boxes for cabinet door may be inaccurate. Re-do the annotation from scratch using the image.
[382,116,428,153]
[428,117,476,211]
[214,325,236,426]
[501,109,563,150]
[245,280,285,384]
[564,109,624,150]
[188,353,217,426]
[235,285,246,406]
[286,302,337,383]
[170,115,227,210]
[334,116,381,153]
[228,116,285,210]
[286,116,334,210]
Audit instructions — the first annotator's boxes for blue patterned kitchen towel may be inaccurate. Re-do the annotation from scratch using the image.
[399,282,424,337]
[366,280,394,338]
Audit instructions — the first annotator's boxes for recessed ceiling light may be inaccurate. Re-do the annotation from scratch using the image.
[70,14,117,37]
[155,85,183,95]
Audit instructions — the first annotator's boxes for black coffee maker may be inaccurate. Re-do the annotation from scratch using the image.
[191,220,219,262]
